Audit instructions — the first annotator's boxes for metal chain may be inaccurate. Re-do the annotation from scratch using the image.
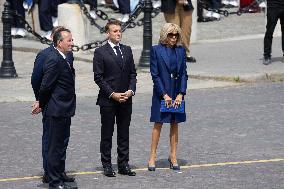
[13,12,106,51]
[80,38,108,51]
[78,0,106,33]
[15,13,53,45]
[134,7,161,27]
[11,2,161,51]
[78,0,162,32]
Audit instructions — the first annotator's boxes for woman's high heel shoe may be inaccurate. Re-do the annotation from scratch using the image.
[168,158,180,171]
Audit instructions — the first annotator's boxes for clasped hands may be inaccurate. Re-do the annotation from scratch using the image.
[164,94,183,109]
[31,101,42,115]
[111,90,133,103]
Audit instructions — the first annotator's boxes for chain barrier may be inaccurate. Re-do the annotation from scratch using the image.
[78,0,106,33]
[12,1,162,52]
[14,12,107,52]
[15,13,53,45]
[134,7,161,27]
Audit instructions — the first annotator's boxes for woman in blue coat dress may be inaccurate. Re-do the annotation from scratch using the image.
[148,23,188,171]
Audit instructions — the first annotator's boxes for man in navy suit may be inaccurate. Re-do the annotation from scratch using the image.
[38,28,77,189]
[93,20,137,177]
[31,26,74,184]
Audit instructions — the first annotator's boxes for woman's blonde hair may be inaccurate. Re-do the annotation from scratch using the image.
[159,23,183,45]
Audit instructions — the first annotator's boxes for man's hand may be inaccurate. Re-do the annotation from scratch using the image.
[124,90,133,98]
[163,94,172,108]
[31,101,42,115]
[173,94,183,109]
[111,93,127,103]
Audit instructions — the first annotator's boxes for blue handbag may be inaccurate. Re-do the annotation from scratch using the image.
[160,100,185,113]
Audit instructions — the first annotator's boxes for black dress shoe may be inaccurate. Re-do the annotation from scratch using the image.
[42,172,51,183]
[118,165,136,176]
[49,183,78,189]
[263,57,271,65]
[103,166,116,177]
[186,56,197,63]
[60,172,75,182]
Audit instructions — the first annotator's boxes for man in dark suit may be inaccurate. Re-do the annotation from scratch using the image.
[31,26,75,184]
[93,20,137,177]
[39,28,77,189]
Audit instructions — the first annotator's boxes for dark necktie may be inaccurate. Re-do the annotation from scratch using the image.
[114,46,123,66]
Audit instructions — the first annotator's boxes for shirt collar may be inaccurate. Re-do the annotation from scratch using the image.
[54,46,67,60]
[108,40,120,49]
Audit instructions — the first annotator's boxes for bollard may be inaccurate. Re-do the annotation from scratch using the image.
[58,1,88,52]
[0,2,18,78]
[138,0,152,67]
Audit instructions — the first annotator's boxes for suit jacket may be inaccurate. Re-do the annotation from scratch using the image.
[161,0,194,13]
[93,42,137,106]
[150,44,188,123]
[39,47,76,117]
[31,45,74,100]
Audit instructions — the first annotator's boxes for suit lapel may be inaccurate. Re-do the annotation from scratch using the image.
[159,44,171,72]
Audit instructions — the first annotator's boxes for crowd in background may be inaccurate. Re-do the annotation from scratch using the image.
[8,0,159,39]
[7,0,266,39]
[198,0,266,22]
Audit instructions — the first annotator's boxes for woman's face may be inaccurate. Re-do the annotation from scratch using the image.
[166,32,179,47]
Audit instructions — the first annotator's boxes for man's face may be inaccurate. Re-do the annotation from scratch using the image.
[58,31,73,53]
[107,24,122,45]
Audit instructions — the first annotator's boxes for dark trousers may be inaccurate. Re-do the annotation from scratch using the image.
[42,117,49,173]
[38,0,58,31]
[264,8,284,58]
[46,116,71,187]
[100,104,132,167]
[7,0,25,28]
[211,0,220,10]
[42,116,70,174]
[85,0,97,9]
[117,0,130,14]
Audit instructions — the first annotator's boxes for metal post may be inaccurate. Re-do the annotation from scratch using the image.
[138,0,152,67]
[0,2,18,78]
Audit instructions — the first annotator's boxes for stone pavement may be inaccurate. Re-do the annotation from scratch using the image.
[0,82,284,189]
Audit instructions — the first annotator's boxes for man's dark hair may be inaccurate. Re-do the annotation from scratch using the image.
[53,28,71,47]
[105,19,121,32]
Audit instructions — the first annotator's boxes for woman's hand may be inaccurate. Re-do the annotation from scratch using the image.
[173,94,183,109]
[163,94,172,108]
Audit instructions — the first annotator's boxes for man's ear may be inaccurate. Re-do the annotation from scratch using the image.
[56,40,61,47]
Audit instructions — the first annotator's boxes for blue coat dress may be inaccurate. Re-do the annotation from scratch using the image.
[150,44,188,123]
